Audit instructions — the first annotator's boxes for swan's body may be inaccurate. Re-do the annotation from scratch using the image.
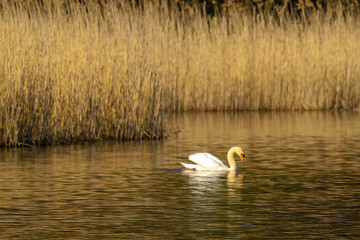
[181,146,245,171]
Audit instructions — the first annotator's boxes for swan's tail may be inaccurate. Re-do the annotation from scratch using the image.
[180,162,205,170]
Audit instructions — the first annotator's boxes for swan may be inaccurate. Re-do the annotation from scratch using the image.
[180,146,245,171]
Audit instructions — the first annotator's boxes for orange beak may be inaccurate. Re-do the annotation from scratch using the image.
[241,154,245,162]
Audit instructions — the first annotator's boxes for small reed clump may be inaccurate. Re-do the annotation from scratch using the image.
[0,1,359,146]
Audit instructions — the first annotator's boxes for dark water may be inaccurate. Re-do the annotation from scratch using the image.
[0,111,359,239]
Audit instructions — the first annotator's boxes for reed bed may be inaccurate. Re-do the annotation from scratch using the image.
[0,1,359,146]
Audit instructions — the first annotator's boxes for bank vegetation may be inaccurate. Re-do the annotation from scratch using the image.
[0,0,359,146]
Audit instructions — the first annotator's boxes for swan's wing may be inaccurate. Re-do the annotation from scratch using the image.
[188,153,227,170]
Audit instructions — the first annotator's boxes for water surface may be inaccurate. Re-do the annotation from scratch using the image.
[0,111,359,239]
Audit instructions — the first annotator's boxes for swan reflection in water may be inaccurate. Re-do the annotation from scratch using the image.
[181,170,244,195]
[181,170,245,230]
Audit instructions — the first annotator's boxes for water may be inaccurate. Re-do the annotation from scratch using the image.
[0,111,359,239]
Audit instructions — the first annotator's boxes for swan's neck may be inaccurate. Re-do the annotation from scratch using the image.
[227,149,237,171]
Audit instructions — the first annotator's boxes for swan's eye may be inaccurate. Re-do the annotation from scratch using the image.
[242,153,245,158]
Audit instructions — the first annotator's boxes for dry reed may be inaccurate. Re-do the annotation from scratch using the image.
[0,1,359,146]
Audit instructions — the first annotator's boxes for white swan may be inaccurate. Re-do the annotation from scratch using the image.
[181,146,245,171]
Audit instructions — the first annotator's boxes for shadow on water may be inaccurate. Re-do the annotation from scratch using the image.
[0,111,359,239]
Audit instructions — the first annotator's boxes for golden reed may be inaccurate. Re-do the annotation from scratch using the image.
[0,1,359,146]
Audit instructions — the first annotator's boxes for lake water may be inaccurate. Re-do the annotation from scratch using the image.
[0,111,359,239]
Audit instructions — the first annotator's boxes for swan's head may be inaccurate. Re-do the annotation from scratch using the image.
[230,146,245,162]
[240,153,245,162]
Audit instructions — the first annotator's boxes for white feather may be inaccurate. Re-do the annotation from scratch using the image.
[180,162,206,170]
[188,153,228,170]
[180,147,245,171]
